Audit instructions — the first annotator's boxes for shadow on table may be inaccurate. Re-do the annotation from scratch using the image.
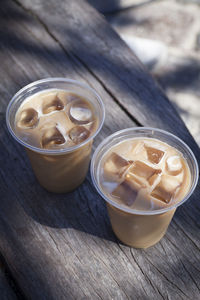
[25,174,116,242]
[0,117,116,244]
[1,2,200,299]
[1,89,200,299]
[1,109,200,245]
[87,0,158,14]
[1,0,200,239]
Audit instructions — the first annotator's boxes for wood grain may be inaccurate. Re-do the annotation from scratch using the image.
[0,0,199,299]
[0,257,18,300]
[18,0,200,160]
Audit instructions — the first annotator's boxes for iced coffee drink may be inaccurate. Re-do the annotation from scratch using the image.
[101,139,190,211]
[91,128,198,248]
[7,78,105,193]
[15,90,98,149]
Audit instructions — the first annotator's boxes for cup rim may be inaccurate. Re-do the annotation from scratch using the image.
[90,127,199,215]
[6,77,105,155]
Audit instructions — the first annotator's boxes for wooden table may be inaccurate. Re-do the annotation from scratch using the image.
[1,1,200,299]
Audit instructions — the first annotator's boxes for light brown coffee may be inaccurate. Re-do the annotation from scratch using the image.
[99,138,191,248]
[15,89,98,192]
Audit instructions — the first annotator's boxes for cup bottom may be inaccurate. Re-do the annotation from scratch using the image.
[112,226,167,249]
[107,203,176,249]
[26,141,92,193]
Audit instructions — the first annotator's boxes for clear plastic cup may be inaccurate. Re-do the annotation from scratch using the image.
[6,78,105,193]
[91,127,199,248]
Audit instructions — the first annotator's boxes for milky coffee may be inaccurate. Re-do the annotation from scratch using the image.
[99,138,191,248]
[15,89,99,192]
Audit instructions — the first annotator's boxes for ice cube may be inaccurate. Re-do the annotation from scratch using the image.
[150,196,170,210]
[103,152,132,182]
[132,142,145,155]
[151,174,180,203]
[125,172,146,190]
[69,126,90,144]
[101,181,119,193]
[148,173,161,186]
[144,144,165,164]
[42,95,64,114]
[122,141,147,161]
[132,190,153,210]
[18,108,39,129]
[69,99,93,124]
[41,127,65,149]
[129,161,162,180]
[166,155,183,175]
[111,180,138,206]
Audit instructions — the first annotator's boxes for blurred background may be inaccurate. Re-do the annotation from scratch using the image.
[87,0,200,146]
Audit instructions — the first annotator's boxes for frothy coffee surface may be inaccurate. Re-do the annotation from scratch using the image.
[15,89,98,149]
[100,138,191,211]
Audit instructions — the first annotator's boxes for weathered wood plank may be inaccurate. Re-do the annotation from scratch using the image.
[17,0,200,160]
[0,2,142,299]
[0,1,199,300]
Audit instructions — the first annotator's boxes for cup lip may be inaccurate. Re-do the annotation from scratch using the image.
[6,77,105,155]
[90,127,199,216]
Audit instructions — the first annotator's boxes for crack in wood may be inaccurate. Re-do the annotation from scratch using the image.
[71,51,142,127]
[117,244,149,299]
[179,257,200,294]
[10,0,92,84]
[64,238,113,299]
[163,235,200,297]
[75,234,131,300]
[165,235,200,273]
[6,49,32,84]
[12,0,141,127]
[129,248,164,300]
[47,230,89,299]
[58,231,83,265]
[173,219,200,252]
[145,255,189,299]
[3,1,200,299]
[159,240,168,257]
[47,231,63,256]
[179,209,200,230]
